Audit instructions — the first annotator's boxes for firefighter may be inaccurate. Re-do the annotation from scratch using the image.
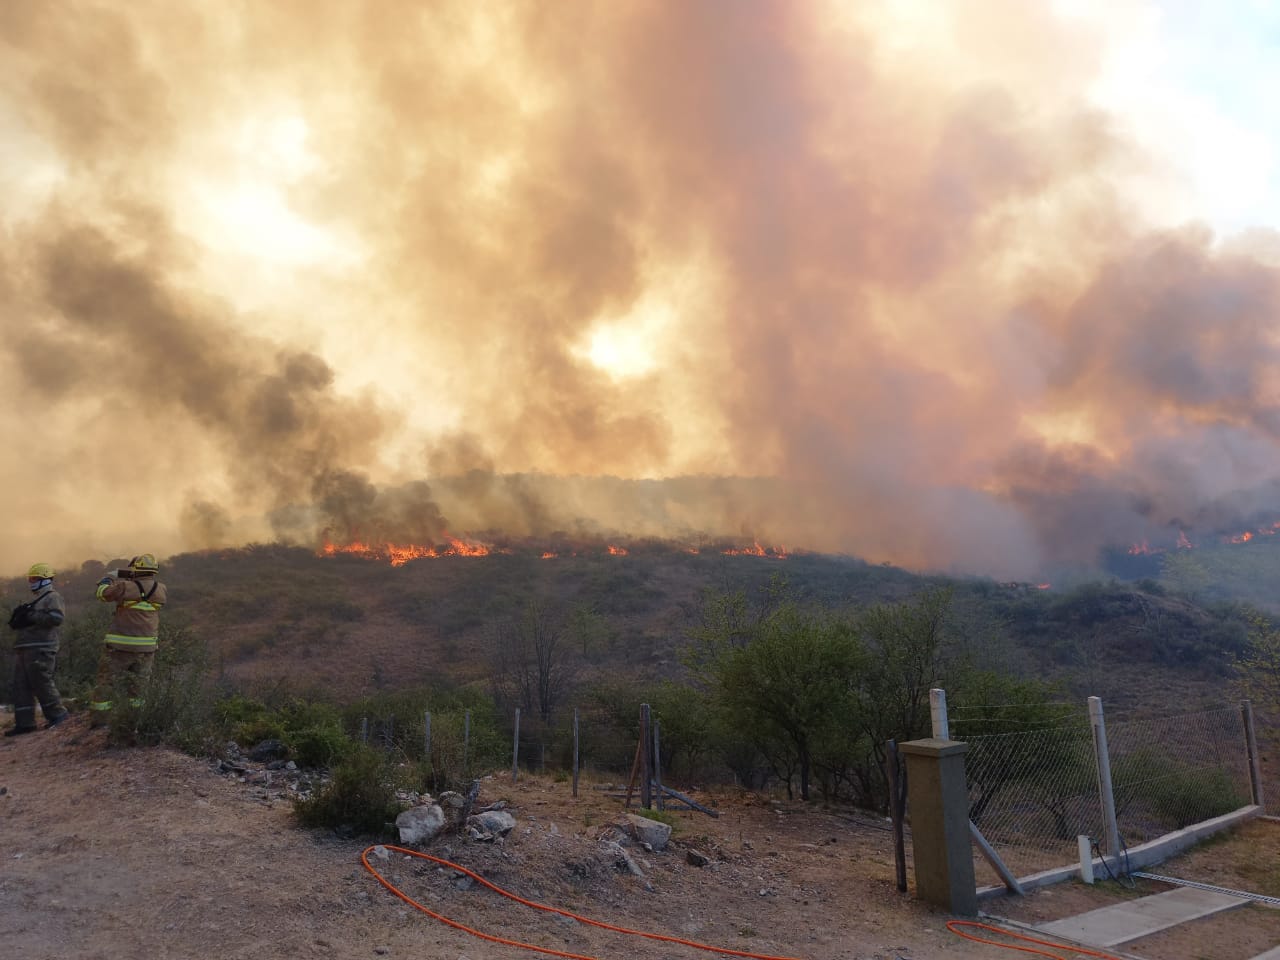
[5,562,70,736]
[90,554,167,728]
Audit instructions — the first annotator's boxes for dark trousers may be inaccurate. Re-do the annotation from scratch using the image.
[12,647,67,730]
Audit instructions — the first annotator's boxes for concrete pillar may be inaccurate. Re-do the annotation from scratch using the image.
[900,737,976,916]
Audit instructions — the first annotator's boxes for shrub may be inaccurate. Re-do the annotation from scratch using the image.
[111,623,216,751]
[293,745,408,835]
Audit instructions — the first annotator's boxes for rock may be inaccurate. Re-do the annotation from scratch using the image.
[466,810,516,838]
[602,841,644,877]
[624,814,671,852]
[371,845,390,862]
[396,804,446,846]
[248,739,288,762]
[687,849,711,867]
[438,791,465,809]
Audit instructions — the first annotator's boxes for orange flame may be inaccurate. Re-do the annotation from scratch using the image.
[540,551,558,560]
[1176,530,1193,549]
[1036,583,1050,590]
[720,540,789,559]
[607,545,628,556]
[1127,540,1160,556]
[321,535,492,566]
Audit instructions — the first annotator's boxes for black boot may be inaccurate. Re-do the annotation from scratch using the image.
[3,726,37,737]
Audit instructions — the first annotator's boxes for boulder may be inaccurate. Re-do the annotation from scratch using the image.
[624,814,671,852]
[395,804,446,846]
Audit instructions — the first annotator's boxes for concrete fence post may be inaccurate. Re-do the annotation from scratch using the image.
[900,737,977,916]
[930,688,950,739]
[1089,696,1122,870]
[1243,699,1265,810]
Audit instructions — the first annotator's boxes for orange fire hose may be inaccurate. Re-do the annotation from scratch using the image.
[361,844,804,960]
[945,920,1132,959]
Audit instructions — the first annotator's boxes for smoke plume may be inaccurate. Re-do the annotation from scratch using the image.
[2,0,1278,578]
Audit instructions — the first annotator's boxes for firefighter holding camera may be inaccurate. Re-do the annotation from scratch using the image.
[89,554,167,728]
[5,562,70,736]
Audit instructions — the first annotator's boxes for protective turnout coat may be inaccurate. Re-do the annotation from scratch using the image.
[96,575,167,651]
[11,586,65,650]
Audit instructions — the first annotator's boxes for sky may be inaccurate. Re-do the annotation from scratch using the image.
[3,0,1280,579]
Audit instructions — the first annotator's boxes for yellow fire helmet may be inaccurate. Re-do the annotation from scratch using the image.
[27,562,55,579]
[128,554,159,575]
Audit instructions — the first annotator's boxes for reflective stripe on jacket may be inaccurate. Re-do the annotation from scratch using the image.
[97,575,167,651]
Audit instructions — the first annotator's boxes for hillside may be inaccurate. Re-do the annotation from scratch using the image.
[1,538,1263,715]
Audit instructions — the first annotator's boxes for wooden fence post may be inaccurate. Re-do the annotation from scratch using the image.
[512,708,521,783]
[639,703,652,809]
[653,719,664,811]
[572,707,580,798]
[886,738,907,893]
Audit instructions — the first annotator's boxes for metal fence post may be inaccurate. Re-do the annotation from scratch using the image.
[930,688,949,738]
[1243,699,1265,810]
[1089,696,1121,868]
[424,710,431,764]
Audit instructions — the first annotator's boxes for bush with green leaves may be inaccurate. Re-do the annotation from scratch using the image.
[211,694,353,768]
[107,622,216,750]
[341,686,507,790]
[293,745,410,836]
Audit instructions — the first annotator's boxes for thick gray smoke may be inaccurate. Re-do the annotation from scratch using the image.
[2,1,1279,578]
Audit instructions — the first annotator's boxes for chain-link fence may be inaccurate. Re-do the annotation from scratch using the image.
[1107,706,1253,844]
[964,720,1102,883]
[955,697,1259,887]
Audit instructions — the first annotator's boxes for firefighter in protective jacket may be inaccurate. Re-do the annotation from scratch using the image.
[5,562,70,736]
[90,554,167,728]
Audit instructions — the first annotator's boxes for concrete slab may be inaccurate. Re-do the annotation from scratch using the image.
[1035,886,1247,947]
[1247,947,1280,960]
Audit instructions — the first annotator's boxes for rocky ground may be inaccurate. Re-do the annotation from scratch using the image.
[2,714,1278,960]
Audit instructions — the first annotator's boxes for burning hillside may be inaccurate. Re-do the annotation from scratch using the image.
[317,534,790,566]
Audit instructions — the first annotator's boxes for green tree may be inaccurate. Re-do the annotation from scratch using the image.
[853,588,957,796]
[713,603,865,801]
[1234,612,1280,710]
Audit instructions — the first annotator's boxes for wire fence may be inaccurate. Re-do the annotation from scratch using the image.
[350,699,662,792]
[964,720,1101,882]
[956,697,1259,887]
[1107,706,1253,844]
